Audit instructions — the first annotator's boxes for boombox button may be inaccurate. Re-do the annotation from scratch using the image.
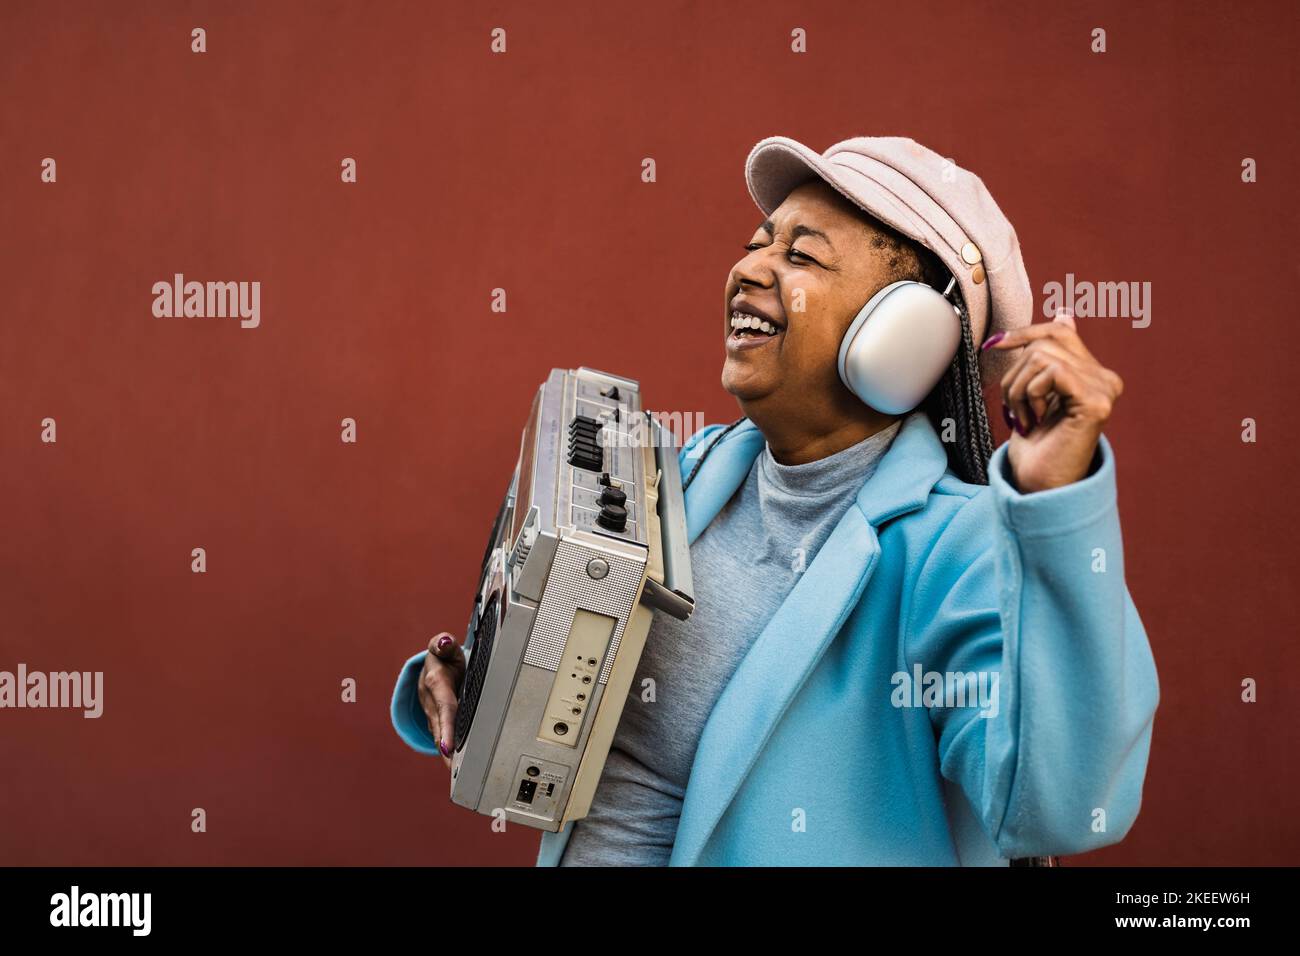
[597,503,628,531]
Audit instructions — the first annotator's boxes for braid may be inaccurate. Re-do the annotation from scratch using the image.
[921,289,995,485]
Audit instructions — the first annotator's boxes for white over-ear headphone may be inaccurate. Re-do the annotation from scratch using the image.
[836,277,963,415]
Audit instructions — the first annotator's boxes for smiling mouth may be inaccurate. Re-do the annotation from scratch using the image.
[728,310,784,347]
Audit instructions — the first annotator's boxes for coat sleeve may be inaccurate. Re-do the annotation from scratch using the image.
[902,434,1159,858]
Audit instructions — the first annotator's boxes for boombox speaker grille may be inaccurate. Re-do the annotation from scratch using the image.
[454,591,499,752]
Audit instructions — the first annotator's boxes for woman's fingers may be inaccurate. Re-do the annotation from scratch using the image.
[428,631,456,660]
[986,314,1094,435]
[1006,346,1117,437]
[435,691,459,759]
[1021,365,1065,430]
[421,632,466,757]
[420,662,458,757]
[998,340,1079,433]
[429,632,467,677]
[416,675,438,742]
[984,311,1095,363]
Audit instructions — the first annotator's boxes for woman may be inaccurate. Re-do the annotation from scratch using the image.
[391,135,1159,866]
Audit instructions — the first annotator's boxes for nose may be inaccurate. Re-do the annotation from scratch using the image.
[731,249,774,294]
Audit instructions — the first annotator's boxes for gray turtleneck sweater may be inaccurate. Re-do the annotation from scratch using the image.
[559,421,902,866]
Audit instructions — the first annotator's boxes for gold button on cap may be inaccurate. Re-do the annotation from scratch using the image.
[961,242,982,265]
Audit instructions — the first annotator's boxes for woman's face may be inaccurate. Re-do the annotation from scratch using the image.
[721,180,897,416]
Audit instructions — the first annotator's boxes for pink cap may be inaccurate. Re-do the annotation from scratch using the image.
[745,135,1032,382]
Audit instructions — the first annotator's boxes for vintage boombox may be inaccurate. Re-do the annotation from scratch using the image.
[449,367,694,831]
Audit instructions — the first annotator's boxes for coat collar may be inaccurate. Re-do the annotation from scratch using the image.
[682,410,952,542]
[669,409,953,865]
[851,409,955,525]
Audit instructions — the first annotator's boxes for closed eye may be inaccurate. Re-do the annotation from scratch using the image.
[744,242,821,266]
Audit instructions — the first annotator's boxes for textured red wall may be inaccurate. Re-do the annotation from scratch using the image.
[1,1,1296,866]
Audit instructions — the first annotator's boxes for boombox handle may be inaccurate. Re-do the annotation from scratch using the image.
[639,415,695,621]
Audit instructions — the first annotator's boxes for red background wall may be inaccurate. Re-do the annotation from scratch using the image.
[1,0,1296,866]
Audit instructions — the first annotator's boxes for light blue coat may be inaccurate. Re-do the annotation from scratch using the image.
[391,410,1159,865]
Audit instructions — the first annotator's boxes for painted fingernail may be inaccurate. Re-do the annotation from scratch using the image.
[439,739,451,757]
[436,635,453,653]
[981,331,1006,351]
[1025,406,1038,430]
[1004,406,1028,437]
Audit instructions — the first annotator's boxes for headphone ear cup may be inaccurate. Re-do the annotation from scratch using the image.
[836,281,963,415]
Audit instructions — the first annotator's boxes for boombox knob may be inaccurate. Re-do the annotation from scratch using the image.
[596,502,628,532]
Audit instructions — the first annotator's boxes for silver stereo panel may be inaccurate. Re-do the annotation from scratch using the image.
[449,368,694,831]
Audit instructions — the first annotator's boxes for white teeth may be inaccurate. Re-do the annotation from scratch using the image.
[730,311,780,335]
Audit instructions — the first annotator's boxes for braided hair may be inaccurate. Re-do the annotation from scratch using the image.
[918,287,996,485]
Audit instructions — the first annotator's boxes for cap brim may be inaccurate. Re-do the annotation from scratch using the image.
[745,136,831,215]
